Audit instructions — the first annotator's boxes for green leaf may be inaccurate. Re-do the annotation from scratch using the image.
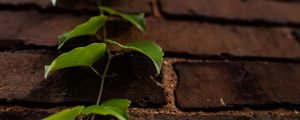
[45,43,106,78]
[43,106,84,120]
[107,40,164,74]
[51,0,57,6]
[58,15,107,49]
[58,32,68,47]
[82,99,131,120]
[100,6,147,33]
[101,99,131,119]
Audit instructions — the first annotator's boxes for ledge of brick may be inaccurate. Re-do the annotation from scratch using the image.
[159,0,300,24]
[0,106,299,120]
[130,112,300,120]
[0,51,166,107]
[0,0,151,13]
[174,61,300,110]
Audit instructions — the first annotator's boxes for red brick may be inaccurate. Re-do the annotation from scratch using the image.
[0,51,166,107]
[0,106,299,120]
[159,0,300,24]
[0,0,49,8]
[0,51,58,101]
[131,112,300,120]
[174,61,300,110]
[101,0,151,13]
[0,106,52,120]
[2,11,300,58]
[0,0,151,13]
[0,11,87,47]
[131,113,252,120]
[108,18,300,58]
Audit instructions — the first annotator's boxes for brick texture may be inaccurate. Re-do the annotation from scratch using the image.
[159,0,300,24]
[0,0,49,8]
[1,11,300,58]
[0,11,87,47]
[0,51,166,107]
[108,18,300,58]
[130,112,300,120]
[1,0,300,119]
[174,61,300,110]
[0,106,52,120]
[0,0,151,13]
[0,106,299,120]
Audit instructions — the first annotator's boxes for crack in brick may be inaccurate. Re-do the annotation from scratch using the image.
[0,40,55,52]
[165,52,300,63]
[160,13,300,28]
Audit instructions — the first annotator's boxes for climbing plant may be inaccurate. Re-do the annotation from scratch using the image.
[43,0,164,120]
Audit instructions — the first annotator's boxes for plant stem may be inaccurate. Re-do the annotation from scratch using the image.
[91,0,110,120]
[95,51,111,105]
[96,0,104,15]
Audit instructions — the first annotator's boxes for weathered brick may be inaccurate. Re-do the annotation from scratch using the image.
[131,113,252,120]
[159,0,300,24]
[2,11,300,58]
[108,18,300,58]
[0,11,87,47]
[0,0,151,13]
[0,0,49,8]
[293,29,300,45]
[0,51,166,107]
[0,106,299,120]
[0,106,52,120]
[131,112,300,120]
[174,61,300,110]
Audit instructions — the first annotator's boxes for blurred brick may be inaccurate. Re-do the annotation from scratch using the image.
[0,0,151,13]
[1,10,300,58]
[0,51,59,102]
[131,113,252,120]
[0,11,87,47]
[108,18,300,58]
[159,0,300,24]
[1,11,300,57]
[0,106,299,120]
[0,51,166,107]
[174,61,300,110]
[293,29,300,44]
[0,0,50,8]
[131,112,300,120]
[0,106,52,120]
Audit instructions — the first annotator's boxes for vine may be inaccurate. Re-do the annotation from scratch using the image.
[43,0,164,120]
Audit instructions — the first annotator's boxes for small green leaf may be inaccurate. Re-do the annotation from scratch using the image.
[58,15,107,49]
[45,43,106,78]
[101,99,131,119]
[43,106,84,120]
[107,40,164,74]
[58,32,68,47]
[51,0,57,6]
[82,99,131,120]
[100,6,147,32]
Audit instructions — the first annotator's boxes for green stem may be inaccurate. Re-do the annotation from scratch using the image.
[91,0,110,120]
[95,53,111,104]
[97,0,104,15]
[90,66,102,78]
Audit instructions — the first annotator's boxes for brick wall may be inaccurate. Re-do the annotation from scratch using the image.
[0,0,300,119]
